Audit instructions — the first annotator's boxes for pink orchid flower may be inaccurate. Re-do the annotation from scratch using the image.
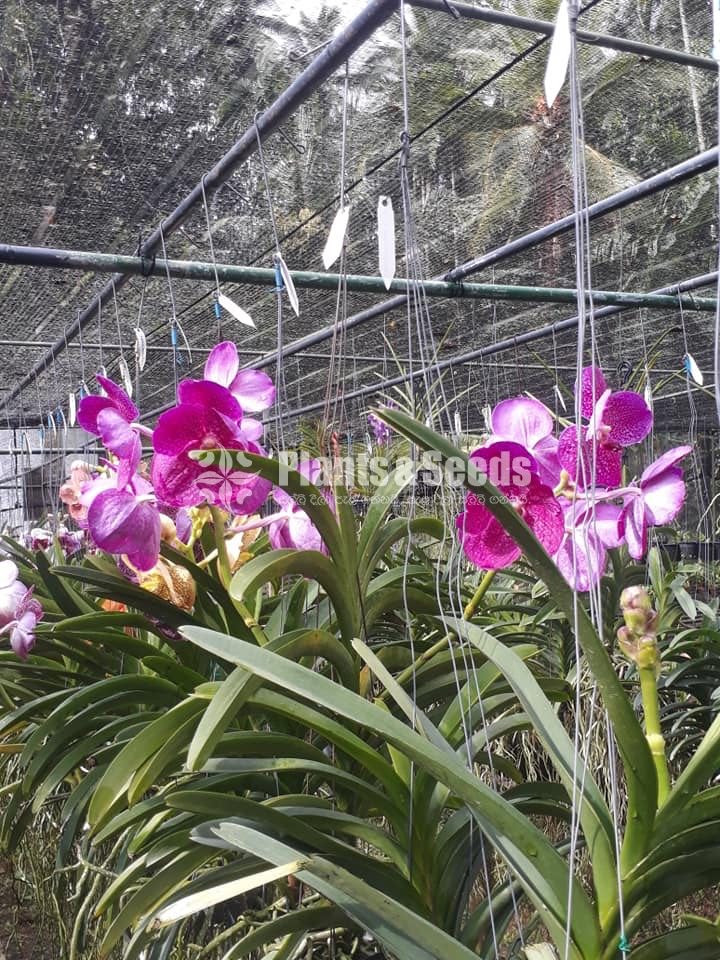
[78,376,146,486]
[151,378,271,513]
[456,441,563,570]
[618,445,692,559]
[558,366,652,488]
[0,561,43,659]
[489,396,560,486]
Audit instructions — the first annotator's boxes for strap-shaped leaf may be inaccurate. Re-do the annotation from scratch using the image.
[377,405,656,871]
[182,627,600,959]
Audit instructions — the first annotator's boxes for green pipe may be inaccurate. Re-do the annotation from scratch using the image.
[0,243,715,311]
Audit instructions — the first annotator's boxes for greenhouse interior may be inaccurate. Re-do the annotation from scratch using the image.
[1,0,720,957]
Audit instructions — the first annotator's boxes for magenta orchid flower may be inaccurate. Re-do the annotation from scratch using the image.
[151,379,271,513]
[489,396,560,486]
[558,366,652,488]
[618,445,692,560]
[221,459,335,554]
[204,342,275,443]
[456,441,563,570]
[78,376,144,485]
[0,561,43,659]
[87,472,161,571]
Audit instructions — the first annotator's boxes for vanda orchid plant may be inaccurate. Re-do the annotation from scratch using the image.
[2,349,720,960]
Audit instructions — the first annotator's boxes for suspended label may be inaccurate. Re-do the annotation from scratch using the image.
[643,368,653,410]
[684,352,704,385]
[68,391,77,428]
[275,252,299,317]
[482,404,493,433]
[322,205,350,270]
[48,413,57,439]
[553,384,567,412]
[217,292,255,328]
[119,356,133,397]
[453,410,462,436]
[377,196,396,290]
[544,0,571,109]
[135,327,147,372]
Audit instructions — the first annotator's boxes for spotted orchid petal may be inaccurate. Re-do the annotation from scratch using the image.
[577,366,608,419]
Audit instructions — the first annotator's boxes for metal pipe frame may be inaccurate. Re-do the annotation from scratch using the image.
[262,270,719,423]
[408,0,717,72]
[0,0,398,416]
[244,147,720,375]
[0,243,714,312]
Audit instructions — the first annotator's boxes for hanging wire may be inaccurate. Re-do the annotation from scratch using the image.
[201,174,223,340]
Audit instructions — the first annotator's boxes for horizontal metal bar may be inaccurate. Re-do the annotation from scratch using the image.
[409,0,717,72]
[263,270,719,423]
[0,243,714,311]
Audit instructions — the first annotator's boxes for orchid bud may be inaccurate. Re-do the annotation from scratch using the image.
[159,514,177,543]
[620,586,657,637]
[140,560,196,611]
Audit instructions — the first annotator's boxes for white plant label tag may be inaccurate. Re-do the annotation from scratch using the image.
[322,205,350,270]
[135,327,147,372]
[68,391,77,427]
[453,410,462,436]
[378,196,396,290]
[119,356,133,397]
[482,403,493,433]
[276,253,299,317]
[218,292,255,328]
[684,352,704,385]
[553,384,567,411]
[544,0,571,108]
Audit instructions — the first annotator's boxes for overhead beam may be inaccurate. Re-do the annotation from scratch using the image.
[0,243,714,311]
[262,270,719,423]
[245,147,719,374]
[0,0,398,416]
[408,0,717,72]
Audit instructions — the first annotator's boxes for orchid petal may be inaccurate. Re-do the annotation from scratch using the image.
[643,467,686,526]
[177,380,243,422]
[204,341,240,388]
[577,366,608,419]
[641,445,692,484]
[602,391,653,446]
[490,396,553,449]
[229,369,276,413]
[96,375,139,422]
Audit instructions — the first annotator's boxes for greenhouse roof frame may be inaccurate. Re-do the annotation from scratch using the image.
[0,0,717,430]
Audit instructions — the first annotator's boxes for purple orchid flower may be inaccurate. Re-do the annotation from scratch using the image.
[268,459,334,553]
[553,501,623,592]
[618,445,692,559]
[78,376,146,485]
[368,411,392,446]
[558,366,652,488]
[151,379,271,513]
[223,459,335,554]
[204,342,275,444]
[456,441,563,570]
[87,472,161,572]
[489,396,560,487]
[0,561,43,659]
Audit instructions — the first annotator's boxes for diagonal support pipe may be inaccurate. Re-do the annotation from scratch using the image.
[262,271,719,423]
[244,147,719,375]
[0,0,398,416]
